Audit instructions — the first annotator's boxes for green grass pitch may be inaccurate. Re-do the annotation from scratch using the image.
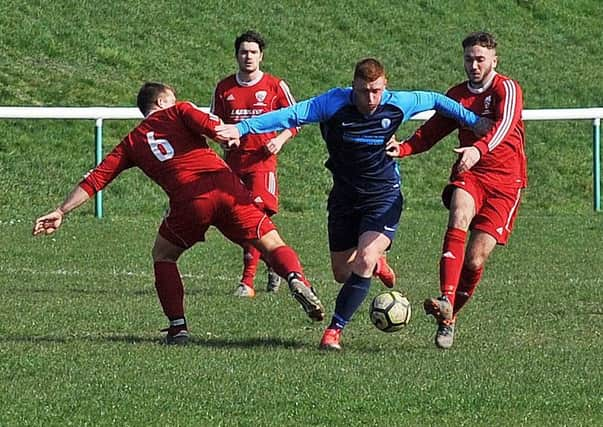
[0,1,602,425]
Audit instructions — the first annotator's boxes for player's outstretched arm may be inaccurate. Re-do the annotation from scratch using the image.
[32,185,91,236]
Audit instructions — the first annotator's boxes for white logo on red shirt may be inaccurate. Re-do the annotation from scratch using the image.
[226,94,235,101]
[483,95,492,114]
[255,91,267,106]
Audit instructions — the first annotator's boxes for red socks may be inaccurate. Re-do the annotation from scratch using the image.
[265,245,305,284]
[153,261,185,319]
[439,227,467,306]
[453,265,483,316]
[241,245,261,288]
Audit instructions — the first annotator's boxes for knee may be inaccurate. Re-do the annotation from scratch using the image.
[152,239,183,263]
[257,230,285,254]
[464,255,485,271]
[449,211,472,230]
[152,248,178,263]
[352,249,378,276]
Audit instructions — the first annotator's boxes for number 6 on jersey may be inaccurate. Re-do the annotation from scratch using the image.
[147,131,174,161]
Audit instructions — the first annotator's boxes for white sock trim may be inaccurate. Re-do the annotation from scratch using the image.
[170,318,186,327]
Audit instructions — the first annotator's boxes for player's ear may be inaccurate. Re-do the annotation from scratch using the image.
[156,93,170,109]
[492,55,498,69]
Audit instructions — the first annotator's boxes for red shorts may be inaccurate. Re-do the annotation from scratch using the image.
[240,170,279,215]
[159,171,276,249]
[442,172,522,245]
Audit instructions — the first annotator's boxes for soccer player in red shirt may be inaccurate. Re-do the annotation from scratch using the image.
[211,30,298,298]
[387,32,526,349]
[32,82,324,345]
[213,31,396,297]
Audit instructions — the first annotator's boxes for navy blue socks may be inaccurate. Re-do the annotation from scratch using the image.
[328,272,371,330]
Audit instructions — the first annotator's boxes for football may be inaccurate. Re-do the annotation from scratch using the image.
[369,291,411,332]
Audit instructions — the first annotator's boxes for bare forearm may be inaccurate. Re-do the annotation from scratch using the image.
[57,185,91,215]
[275,129,294,144]
[266,129,295,154]
[33,185,92,236]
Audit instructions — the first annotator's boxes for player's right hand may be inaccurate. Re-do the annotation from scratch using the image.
[32,209,64,236]
[453,146,481,173]
[215,124,241,142]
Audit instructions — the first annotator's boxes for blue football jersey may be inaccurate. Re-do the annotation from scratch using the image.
[236,87,479,194]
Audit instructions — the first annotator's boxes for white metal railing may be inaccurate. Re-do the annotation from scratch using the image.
[1,106,601,214]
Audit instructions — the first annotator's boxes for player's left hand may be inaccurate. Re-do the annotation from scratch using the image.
[473,117,494,136]
[385,136,401,157]
[453,146,481,173]
[265,138,285,154]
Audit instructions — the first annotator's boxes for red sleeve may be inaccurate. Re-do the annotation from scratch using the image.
[178,102,222,141]
[404,113,458,155]
[210,84,224,118]
[473,79,523,156]
[79,141,133,196]
[275,79,299,137]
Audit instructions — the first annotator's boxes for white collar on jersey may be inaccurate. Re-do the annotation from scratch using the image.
[235,71,264,87]
[467,71,497,94]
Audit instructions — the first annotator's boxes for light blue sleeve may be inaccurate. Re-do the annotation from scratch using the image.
[389,91,480,126]
[236,88,349,136]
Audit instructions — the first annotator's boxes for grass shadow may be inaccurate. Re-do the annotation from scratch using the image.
[1,333,306,350]
[2,285,223,297]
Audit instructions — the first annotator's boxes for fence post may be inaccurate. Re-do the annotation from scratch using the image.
[94,118,104,218]
[594,118,601,212]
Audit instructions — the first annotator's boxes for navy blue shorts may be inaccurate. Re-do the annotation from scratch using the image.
[327,186,404,252]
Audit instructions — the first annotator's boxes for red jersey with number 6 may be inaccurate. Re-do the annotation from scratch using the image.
[211,72,297,174]
[406,72,527,188]
[79,101,228,201]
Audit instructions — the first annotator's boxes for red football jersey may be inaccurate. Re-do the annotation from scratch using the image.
[406,73,527,188]
[211,72,297,174]
[79,101,229,202]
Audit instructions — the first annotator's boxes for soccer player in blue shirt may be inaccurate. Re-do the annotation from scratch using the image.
[216,58,489,350]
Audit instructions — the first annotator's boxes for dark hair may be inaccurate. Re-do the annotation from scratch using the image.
[353,57,386,82]
[234,30,266,55]
[462,31,497,50]
[136,82,176,116]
